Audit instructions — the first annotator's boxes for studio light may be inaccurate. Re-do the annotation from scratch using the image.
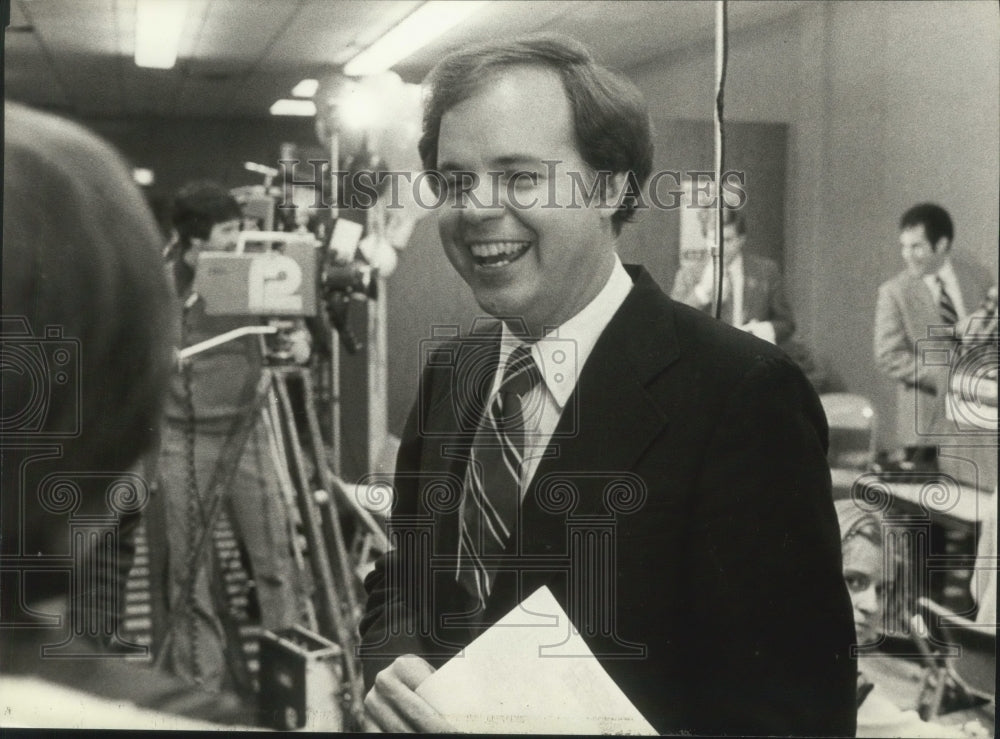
[132,167,155,186]
[135,0,189,69]
[337,87,377,131]
[343,0,488,76]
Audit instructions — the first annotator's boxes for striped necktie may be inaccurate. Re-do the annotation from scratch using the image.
[937,276,958,325]
[456,344,540,606]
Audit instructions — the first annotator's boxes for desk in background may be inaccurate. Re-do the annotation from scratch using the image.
[860,651,995,738]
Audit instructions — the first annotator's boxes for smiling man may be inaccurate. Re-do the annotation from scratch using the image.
[433,67,628,337]
[874,203,995,448]
[359,34,855,735]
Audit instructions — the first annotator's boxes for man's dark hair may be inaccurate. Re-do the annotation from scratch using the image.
[899,203,953,249]
[172,180,242,245]
[418,33,654,235]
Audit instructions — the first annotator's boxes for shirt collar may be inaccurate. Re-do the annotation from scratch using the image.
[498,255,634,409]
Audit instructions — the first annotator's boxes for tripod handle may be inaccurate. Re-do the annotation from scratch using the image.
[178,324,278,361]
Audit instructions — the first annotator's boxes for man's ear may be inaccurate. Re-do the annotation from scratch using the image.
[935,237,952,254]
[599,171,632,224]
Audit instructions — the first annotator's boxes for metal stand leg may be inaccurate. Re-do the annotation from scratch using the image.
[268,367,365,728]
[259,388,319,634]
[156,362,368,727]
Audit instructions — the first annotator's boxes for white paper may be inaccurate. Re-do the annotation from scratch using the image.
[415,586,657,735]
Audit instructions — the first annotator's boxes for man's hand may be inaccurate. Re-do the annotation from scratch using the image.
[363,655,455,733]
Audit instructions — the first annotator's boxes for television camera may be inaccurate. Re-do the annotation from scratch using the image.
[192,227,376,355]
[179,227,386,729]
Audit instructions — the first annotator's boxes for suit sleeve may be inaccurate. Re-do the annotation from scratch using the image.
[874,281,940,392]
[683,354,857,736]
[357,373,428,692]
[357,365,458,692]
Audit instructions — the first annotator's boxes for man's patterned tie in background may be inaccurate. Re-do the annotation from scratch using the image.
[937,275,958,325]
[456,344,540,606]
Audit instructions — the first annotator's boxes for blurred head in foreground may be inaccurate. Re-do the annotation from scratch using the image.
[2,101,175,633]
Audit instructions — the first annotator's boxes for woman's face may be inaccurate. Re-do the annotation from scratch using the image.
[842,536,885,644]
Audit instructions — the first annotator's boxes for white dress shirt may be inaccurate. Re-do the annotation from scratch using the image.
[923,258,968,321]
[491,255,634,495]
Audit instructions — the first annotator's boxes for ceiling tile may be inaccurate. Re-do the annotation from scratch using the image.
[4,21,72,109]
[191,0,303,63]
[32,23,120,55]
[395,0,579,81]
[17,0,116,20]
[173,0,214,60]
[8,0,30,27]
[262,0,421,68]
[5,0,813,119]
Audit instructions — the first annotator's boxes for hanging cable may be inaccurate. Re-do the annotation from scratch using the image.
[712,0,729,320]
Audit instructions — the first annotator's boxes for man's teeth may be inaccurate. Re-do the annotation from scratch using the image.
[468,241,531,267]
[469,241,529,257]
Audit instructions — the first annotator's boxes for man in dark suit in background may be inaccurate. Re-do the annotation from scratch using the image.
[671,208,796,345]
[359,34,856,735]
[874,203,995,449]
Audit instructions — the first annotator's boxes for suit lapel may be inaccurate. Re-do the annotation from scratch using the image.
[421,327,501,560]
[904,259,988,326]
[903,272,938,326]
[487,267,679,619]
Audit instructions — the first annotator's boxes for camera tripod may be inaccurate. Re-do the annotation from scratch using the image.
[154,326,378,729]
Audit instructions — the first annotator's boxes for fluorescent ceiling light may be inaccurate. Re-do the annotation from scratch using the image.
[270,99,317,117]
[344,0,488,76]
[292,78,319,97]
[135,0,188,69]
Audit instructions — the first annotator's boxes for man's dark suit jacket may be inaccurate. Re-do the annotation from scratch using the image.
[360,265,857,736]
